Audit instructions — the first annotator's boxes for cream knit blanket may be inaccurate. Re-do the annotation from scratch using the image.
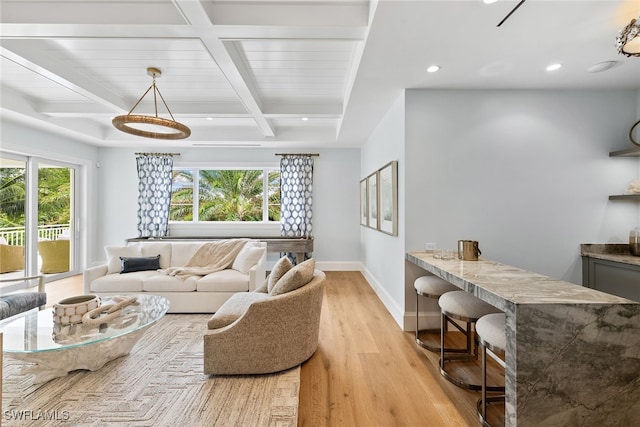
[162,239,249,279]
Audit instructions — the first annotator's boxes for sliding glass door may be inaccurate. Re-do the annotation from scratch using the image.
[36,162,74,276]
[0,153,77,282]
[0,156,27,277]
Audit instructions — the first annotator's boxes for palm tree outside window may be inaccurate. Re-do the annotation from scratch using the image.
[170,168,280,223]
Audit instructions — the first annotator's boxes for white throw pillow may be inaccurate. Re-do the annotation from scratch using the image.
[138,242,171,269]
[0,236,7,245]
[105,245,141,274]
[231,246,264,274]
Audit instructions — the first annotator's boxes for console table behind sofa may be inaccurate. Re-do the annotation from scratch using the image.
[126,236,314,265]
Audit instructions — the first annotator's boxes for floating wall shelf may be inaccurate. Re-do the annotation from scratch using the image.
[609,194,640,201]
[609,147,640,201]
[610,148,640,157]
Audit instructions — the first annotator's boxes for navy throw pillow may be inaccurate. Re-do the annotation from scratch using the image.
[119,255,161,274]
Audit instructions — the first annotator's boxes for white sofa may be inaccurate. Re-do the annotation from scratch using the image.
[83,240,267,313]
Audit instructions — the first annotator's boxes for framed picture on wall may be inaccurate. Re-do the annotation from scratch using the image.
[360,178,368,226]
[378,161,398,236]
[367,172,378,229]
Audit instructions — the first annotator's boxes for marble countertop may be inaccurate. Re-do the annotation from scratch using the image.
[406,251,636,311]
[580,243,640,267]
[406,251,640,426]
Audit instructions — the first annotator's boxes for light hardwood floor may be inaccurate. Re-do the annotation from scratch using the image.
[44,271,481,426]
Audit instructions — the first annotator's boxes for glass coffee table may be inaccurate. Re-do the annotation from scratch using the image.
[1,294,170,383]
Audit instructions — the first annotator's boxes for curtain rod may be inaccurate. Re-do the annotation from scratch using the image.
[275,153,319,157]
[135,152,181,156]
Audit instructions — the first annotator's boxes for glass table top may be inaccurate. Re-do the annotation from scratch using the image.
[1,294,170,353]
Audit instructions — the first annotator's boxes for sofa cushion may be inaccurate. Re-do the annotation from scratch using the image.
[207,292,270,329]
[270,258,315,296]
[105,245,141,274]
[138,242,171,269]
[169,242,206,267]
[231,245,264,274]
[197,269,250,292]
[120,255,161,273]
[267,256,293,293]
[89,271,156,292]
[143,274,197,292]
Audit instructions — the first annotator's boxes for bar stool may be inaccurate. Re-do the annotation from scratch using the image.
[438,290,502,390]
[476,313,506,427]
[414,275,459,352]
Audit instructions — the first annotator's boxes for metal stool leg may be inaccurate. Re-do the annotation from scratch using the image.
[416,291,467,353]
[476,314,506,427]
[439,310,504,392]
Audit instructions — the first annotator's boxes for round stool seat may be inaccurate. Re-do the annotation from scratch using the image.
[414,275,459,353]
[476,313,506,352]
[438,291,503,391]
[439,291,501,321]
[414,275,459,298]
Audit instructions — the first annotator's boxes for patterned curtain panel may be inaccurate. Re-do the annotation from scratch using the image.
[136,154,173,238]
[280,155,314,239]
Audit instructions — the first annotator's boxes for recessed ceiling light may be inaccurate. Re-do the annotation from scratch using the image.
[546,63,562,71]
[205,117,213,121]
[586,61,617,73]
[483,0,498,4]
[426,65,441,73]
[301,117,309,121]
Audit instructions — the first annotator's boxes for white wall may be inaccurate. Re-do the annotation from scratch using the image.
[1,118,101,270]
[359,89,639,331]
[95,146,362,268]
[360,93,406,326]
[404,89,639,286]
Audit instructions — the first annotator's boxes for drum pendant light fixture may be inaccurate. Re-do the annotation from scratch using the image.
[616,16,640,57]
[112,67,191,140]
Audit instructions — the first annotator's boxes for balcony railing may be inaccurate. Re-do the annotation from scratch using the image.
[0,224,70,246]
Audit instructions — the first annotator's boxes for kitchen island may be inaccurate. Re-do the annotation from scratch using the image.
[406,251,640,427]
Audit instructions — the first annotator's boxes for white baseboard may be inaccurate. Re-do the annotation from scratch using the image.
[266,260,362,271]
[276,260,444,333]
[315,261,362,271]
[359,264,405,329]
[404,311,441,332]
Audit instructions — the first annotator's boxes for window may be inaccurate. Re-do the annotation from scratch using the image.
[170,167,280,222]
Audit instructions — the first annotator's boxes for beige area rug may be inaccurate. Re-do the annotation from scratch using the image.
[2,314,299,426]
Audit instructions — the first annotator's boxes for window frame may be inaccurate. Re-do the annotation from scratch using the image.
[169,162,281,225]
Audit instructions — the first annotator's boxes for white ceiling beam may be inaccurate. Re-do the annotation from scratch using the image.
[37,101,250,117]
[1,44,128,113]
[173,0,275,137]
[0,24,196,39]
[204,1,369,27]
[0,23,366,41]
[0,87,109,142]
[212,26,367,40]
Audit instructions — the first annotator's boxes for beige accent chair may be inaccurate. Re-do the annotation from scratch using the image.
[204,270,325,375]
[0,244,25,274]
[38,239,70,274]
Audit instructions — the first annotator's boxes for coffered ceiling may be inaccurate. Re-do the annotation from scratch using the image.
[1,0,639,149]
